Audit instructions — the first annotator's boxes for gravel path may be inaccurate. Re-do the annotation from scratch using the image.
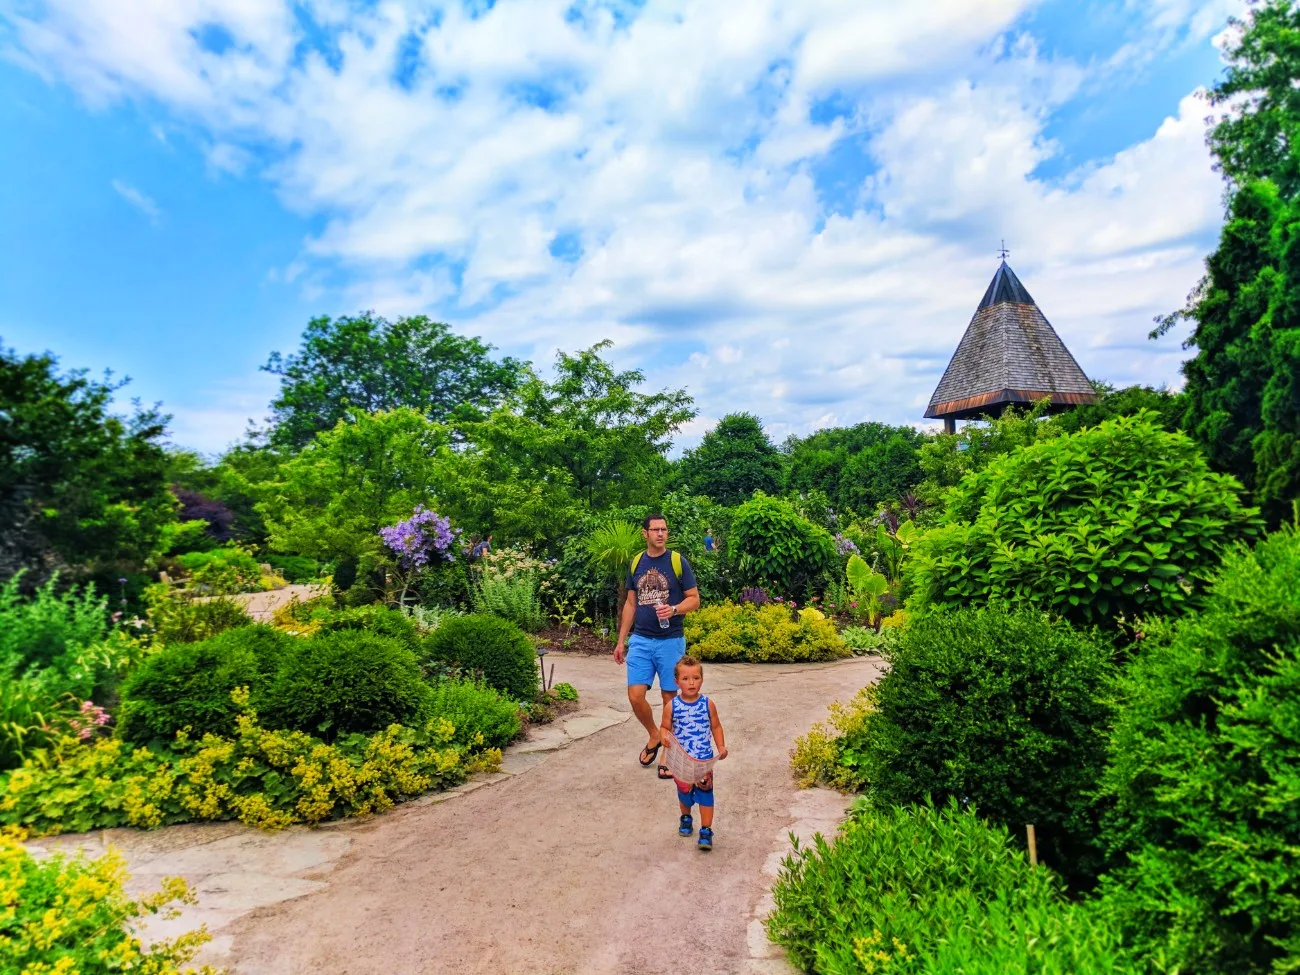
[33,653,883,975]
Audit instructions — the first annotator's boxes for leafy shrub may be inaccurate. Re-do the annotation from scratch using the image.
[309,604,421,651]
[265,631,426,741]
[845,608,1116,883]
[910,412,1261,628]
[265,553,320,583]
[552,682,578,701]
[0,572,110,674]
[117,625,292,745]
[473,571,546,631]
[423,614,539,701]
[0,670,81,771]
[838,625,897,655]
[402,603,463,635]
[177,545,263,586]
[731,494,837,598]
[0,689,492,836]
[0,830,221,975]
[789,686,875,789]
[1097,528,1300,974]
[144,585,253,644]
[683,602,848,663]
[767,800,1133,974]
[417,678,521,750]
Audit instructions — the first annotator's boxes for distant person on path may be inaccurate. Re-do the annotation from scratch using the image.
[471,534,492,559]
[613,513,700,777]
[660,656,727,850]
[703,529,715,553]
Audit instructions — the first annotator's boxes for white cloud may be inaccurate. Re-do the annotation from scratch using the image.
[110,179,162,222]
[6,0,1237,450]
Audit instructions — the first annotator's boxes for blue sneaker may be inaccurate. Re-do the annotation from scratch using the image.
[678,814,693,836]
[698,827,713,851]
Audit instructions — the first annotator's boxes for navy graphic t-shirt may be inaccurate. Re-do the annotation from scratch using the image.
[626,551,698,639]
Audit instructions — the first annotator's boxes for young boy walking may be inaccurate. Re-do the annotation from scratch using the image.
[660,656,727,851]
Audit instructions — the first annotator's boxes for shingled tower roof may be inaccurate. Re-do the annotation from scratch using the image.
[924,261,1098,427]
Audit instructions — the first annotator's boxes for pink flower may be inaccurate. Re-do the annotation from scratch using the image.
[850,601,858,608]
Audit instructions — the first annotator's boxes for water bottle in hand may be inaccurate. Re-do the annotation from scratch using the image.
[659,598,671,630]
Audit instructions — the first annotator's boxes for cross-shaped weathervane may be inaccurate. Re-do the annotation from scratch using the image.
[998,240,1011,260]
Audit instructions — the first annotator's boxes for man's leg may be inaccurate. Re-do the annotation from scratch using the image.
[627,683,661,748]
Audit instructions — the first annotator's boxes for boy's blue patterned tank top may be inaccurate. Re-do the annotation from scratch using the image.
[671,695,713,760]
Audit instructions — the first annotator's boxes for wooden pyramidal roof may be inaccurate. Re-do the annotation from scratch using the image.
[924,260,1098,423]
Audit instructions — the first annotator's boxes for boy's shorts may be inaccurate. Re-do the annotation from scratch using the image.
[625,633,686,692]
[675,775,714,808]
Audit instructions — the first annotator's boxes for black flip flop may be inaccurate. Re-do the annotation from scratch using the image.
[639,742,661,767]
[657,765,673,780]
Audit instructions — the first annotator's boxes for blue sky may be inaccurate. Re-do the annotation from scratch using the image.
[0,0,1243,453]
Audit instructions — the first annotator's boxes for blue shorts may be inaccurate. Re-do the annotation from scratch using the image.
[676,779,715,808]
[626,633,686,692]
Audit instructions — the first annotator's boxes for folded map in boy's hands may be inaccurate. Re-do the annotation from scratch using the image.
[662,739,715,782]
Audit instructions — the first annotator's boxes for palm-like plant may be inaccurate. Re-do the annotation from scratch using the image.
[847,554,890,628]
[583,520,645,617]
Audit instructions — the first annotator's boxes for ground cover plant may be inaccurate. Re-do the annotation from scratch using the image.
[1096,527,1300,974]
[909,412,1261,628]
[838,607,1116,883]
[767,799,1132,974]
[789,686,875,790]
[0,827,224,974]
[683,602,848,663]
[0,688,496,836]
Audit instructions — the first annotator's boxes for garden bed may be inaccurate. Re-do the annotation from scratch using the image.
[535,625,614,656]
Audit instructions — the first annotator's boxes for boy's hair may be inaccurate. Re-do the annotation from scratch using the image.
[674,656,703,678]
[643,513,667,529]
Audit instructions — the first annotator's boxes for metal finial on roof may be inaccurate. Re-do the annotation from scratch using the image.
[998,240,1010,261]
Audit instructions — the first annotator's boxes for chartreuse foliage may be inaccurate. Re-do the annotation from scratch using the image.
[844,608,1116,884]
[910,412,1261,628]
[1097,528,1300,975]
[767,800,1133,974]
[731,494,837,598]
[0,827,223,975]
[0,689,495,837]
[683,603,847,663]
[416,678,521,751]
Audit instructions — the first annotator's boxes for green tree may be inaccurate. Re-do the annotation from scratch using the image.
[258,408,452,564]
[263,313,523,450]
[0,344,175,585]
[679,412,781,506]
[461,341,695,513]
[1050,382,1186,435]
[783,421,924,516]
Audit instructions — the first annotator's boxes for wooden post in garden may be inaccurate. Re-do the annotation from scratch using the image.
[1026,824,1038,866]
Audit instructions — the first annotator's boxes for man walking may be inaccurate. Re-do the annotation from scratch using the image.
[613,513,700,774]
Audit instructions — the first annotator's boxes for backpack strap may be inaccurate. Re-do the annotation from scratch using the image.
[630,552,643,577]
[630,550,684,580]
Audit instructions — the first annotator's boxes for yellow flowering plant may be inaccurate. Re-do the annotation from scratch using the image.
[0,826,224,975]
[0,690,500,838]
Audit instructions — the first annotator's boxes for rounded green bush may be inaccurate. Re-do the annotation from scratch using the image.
[416,678,521,750]
[308,604,421,651]
[264,631,425,741]
[767,800,1133,973]
[423,614,538,702]
[910,412,1261,628]
[731,494,837,599]
[844,607,1116,884]
[116,624,294,744]
[1098,528,1300,974]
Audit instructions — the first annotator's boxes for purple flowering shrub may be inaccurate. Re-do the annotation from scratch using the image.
[834,533,859,556]
[739,586,770,606]
[379,506,459,568]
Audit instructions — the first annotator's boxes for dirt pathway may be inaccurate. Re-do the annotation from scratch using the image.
[33,653,882,975]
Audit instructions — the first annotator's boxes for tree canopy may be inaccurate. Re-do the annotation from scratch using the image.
[0,344,175,586]
[263,313,523,450]
[679,412,782,506]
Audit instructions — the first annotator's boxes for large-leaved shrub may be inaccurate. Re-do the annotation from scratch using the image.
[264,631,426,740]
[423,614,539,701]
[683,602,848,663]
[767,800,1133,974]
[844,608,1115,882]
[116,625,294,745]
[910,412,1261,628]
[731,494,837,598]
[1097,528,1300,974]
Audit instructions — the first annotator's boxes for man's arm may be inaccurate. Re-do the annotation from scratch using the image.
[654,585,700,622]
[613,589,637,663]
[708,698,727,760]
